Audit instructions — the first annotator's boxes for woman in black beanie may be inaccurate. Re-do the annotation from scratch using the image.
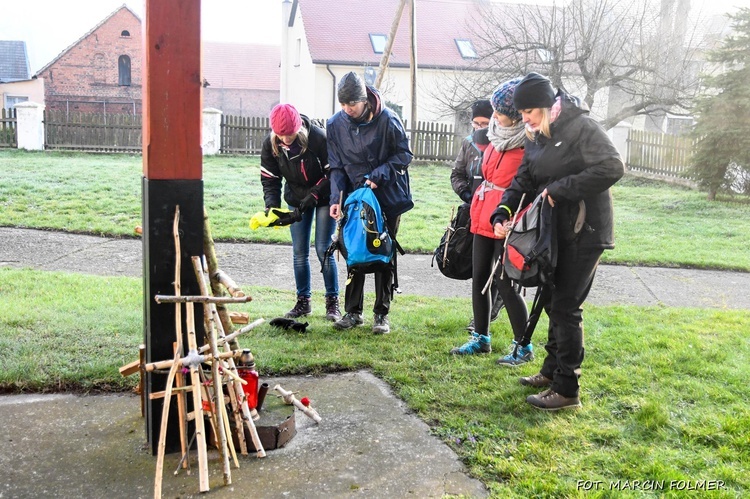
[491,72,624,410]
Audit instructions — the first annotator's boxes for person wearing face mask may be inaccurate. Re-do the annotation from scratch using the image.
[491,72,624,410]
[260,103,340,322]
[449,99,505,332]
[327,71,414,335]
[451,99,493,202]
[450,79,529,361]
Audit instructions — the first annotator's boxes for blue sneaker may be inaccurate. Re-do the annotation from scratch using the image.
[450,333,491,355]
[496,341,534,366]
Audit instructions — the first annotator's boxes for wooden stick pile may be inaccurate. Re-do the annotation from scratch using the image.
[134,206,267,498]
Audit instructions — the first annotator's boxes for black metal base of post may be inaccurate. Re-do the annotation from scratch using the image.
[142,177,204,455]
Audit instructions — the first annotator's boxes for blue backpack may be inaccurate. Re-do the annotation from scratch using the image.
[337,186,396,274]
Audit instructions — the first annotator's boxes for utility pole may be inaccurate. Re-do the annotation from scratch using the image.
[375,0,407,89]
[409,0,418,145]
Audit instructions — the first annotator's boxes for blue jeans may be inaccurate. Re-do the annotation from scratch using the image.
[288,204,338,298]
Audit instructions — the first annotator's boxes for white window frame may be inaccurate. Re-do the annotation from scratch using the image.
[455,39,477,59]
[3,95,28,109]
[369,34,387,54]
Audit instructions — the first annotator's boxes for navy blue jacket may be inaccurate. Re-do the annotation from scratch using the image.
[327,86,413,218]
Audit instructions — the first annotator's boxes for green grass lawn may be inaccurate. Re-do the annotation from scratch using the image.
[1,149,750,270]
[0,268,748,497]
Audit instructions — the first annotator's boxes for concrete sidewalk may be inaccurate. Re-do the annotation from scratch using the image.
[1,227,749,309]
[0,372,487,498]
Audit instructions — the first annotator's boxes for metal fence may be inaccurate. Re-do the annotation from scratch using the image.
[627,128,694,178]
[44,110,142,152]
[0,108,17,148]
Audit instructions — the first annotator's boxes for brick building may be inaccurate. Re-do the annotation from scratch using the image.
[35,5,142,114]
[33,5,280,117]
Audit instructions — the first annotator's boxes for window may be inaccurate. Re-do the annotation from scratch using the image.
[121,30,131,37]
[536,48,553,63]
[4,95,28,108]
[118,55,131,86]
[369,34,387,54]
[455,39,477,59]
[666,116,694,136]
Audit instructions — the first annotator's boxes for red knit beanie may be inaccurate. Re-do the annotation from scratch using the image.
[269,104,302,136]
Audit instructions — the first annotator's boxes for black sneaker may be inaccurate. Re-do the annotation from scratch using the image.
[372,314,390,334]
[285,296,311,319]
[325,295,342,322]
[333,312,364,330]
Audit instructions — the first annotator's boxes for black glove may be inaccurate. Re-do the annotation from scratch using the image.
[267,208,303,227]
[290,321,309,333]
[490,204,511,227]
[460,190,473,204]
[269,317,309,333]
[298,193,317,211]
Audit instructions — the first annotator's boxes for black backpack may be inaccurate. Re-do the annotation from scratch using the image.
[433,203,473,280]
[503,194,558,289]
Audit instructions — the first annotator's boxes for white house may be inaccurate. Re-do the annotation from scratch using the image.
[280,0,492,126]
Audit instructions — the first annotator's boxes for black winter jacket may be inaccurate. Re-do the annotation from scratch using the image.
[450,135,485,201]
[260,115,330,209]
[492,92,624,250]
[327,86,414,218]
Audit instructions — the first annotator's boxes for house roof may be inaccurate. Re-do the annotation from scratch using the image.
[295,0,491,69]
[202,42,280,91]
[0,40,31,82]
[34,4,141,76]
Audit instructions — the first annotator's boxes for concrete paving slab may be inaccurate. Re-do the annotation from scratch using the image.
[0,371,487,499]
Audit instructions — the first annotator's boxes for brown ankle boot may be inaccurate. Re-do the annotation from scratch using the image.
[526,389,581,411]
[519,372,552,388]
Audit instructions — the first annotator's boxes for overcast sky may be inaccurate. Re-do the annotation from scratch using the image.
[0,0,282,73]
[0,0,741,75]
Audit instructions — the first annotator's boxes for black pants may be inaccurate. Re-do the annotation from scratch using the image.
[344,215,401,316]
[471,234,528,337]
[539,243,603,398]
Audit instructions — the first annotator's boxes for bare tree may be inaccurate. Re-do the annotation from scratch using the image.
[429,0,712,130]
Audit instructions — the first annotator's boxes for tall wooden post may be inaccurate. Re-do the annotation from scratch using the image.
[142,0,204,454]
[409,0,418,145]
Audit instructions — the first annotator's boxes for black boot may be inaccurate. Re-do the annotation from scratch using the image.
[325,295,341,322]
[285,296,311,318]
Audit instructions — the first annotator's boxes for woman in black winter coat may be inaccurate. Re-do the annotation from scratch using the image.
[491,73,624,411]
[260,104,340,322]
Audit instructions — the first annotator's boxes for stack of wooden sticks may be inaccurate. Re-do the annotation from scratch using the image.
[127,206,267,497]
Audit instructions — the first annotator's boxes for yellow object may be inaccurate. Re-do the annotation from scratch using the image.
[249,211,277,230]
[372,238,381,248]
[249,207,297,230]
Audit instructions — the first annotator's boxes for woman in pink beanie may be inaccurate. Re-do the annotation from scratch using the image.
[260,103,340,321]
